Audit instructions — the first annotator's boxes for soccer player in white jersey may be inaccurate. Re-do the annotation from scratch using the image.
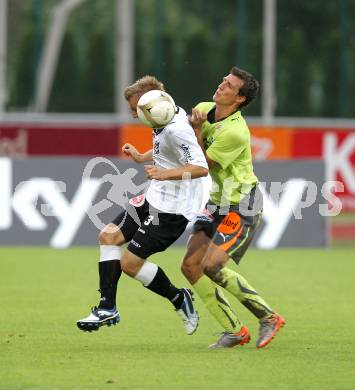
[77,76,208,335]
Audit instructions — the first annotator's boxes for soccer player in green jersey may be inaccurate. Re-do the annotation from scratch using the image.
[181,66,285,348]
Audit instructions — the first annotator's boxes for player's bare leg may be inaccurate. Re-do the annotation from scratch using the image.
[182,232,244,343]
[181,232,208,284]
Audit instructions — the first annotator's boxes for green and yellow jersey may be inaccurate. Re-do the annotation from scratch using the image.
[195,102,258,206]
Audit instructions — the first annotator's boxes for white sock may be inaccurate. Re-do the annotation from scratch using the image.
[134,261,158,286]
[99,245,121,262]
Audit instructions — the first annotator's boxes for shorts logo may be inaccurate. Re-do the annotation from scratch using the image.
[196,207,214,223]
[129,194,146,207]
[203,207,214,219]
[130,240,141,248]
[217,211,241,235]
[219,232,227,242]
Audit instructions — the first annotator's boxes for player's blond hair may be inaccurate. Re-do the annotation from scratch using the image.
[124,76,165,101]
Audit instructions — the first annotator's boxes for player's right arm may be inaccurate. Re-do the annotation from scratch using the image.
[190,108,215,168]
[122,143,153,163]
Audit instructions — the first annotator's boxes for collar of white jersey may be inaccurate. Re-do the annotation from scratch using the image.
[153,106,180,134]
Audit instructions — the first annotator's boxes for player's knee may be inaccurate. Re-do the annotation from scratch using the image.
[204,263,222,283]
[120,257,128,273]
[99,224,123,245]
[181,261,194,281]
[181,257,203,284]
[99,230,113,245]
[98,230,106,244]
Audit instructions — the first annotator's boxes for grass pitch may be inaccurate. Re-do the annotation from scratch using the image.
[1,247,355,390]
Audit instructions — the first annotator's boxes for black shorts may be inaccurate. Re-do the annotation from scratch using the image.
[112,194,188,259]
[192,185,263,264]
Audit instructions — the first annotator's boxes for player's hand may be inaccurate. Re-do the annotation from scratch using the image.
[122,143,141,162]
[190,108,207,129]
[144,165,167,180]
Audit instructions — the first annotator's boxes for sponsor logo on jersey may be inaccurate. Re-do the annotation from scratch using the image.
[153,141,160,155]
[180,143,193,162]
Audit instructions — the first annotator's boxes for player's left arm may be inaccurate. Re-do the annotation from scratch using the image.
[194,127,216,168]
[144,164,208,181]
[122,143,153,163]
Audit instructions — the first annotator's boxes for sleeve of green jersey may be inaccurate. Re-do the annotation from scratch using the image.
[206,129,246,169]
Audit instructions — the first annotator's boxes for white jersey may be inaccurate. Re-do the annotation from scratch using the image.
[146,107,208,221]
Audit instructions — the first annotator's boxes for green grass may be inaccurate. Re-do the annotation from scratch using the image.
[1,247,355,390]
[332,212,355,223]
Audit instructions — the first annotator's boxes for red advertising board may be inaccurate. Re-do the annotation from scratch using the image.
[293,129,355,211]
[250,126,355,211]
[0,124,118,156]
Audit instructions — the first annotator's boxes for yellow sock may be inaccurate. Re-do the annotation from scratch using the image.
[193,275,241,333]
[218,267,273,319]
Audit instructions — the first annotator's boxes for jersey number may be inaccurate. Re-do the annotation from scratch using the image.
[144,215,154,226]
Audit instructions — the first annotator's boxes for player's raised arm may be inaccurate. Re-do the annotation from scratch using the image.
[190,108,215,168]
[122,143,153,163]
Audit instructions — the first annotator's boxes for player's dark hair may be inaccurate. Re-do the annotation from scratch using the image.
[230,67,259,109]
